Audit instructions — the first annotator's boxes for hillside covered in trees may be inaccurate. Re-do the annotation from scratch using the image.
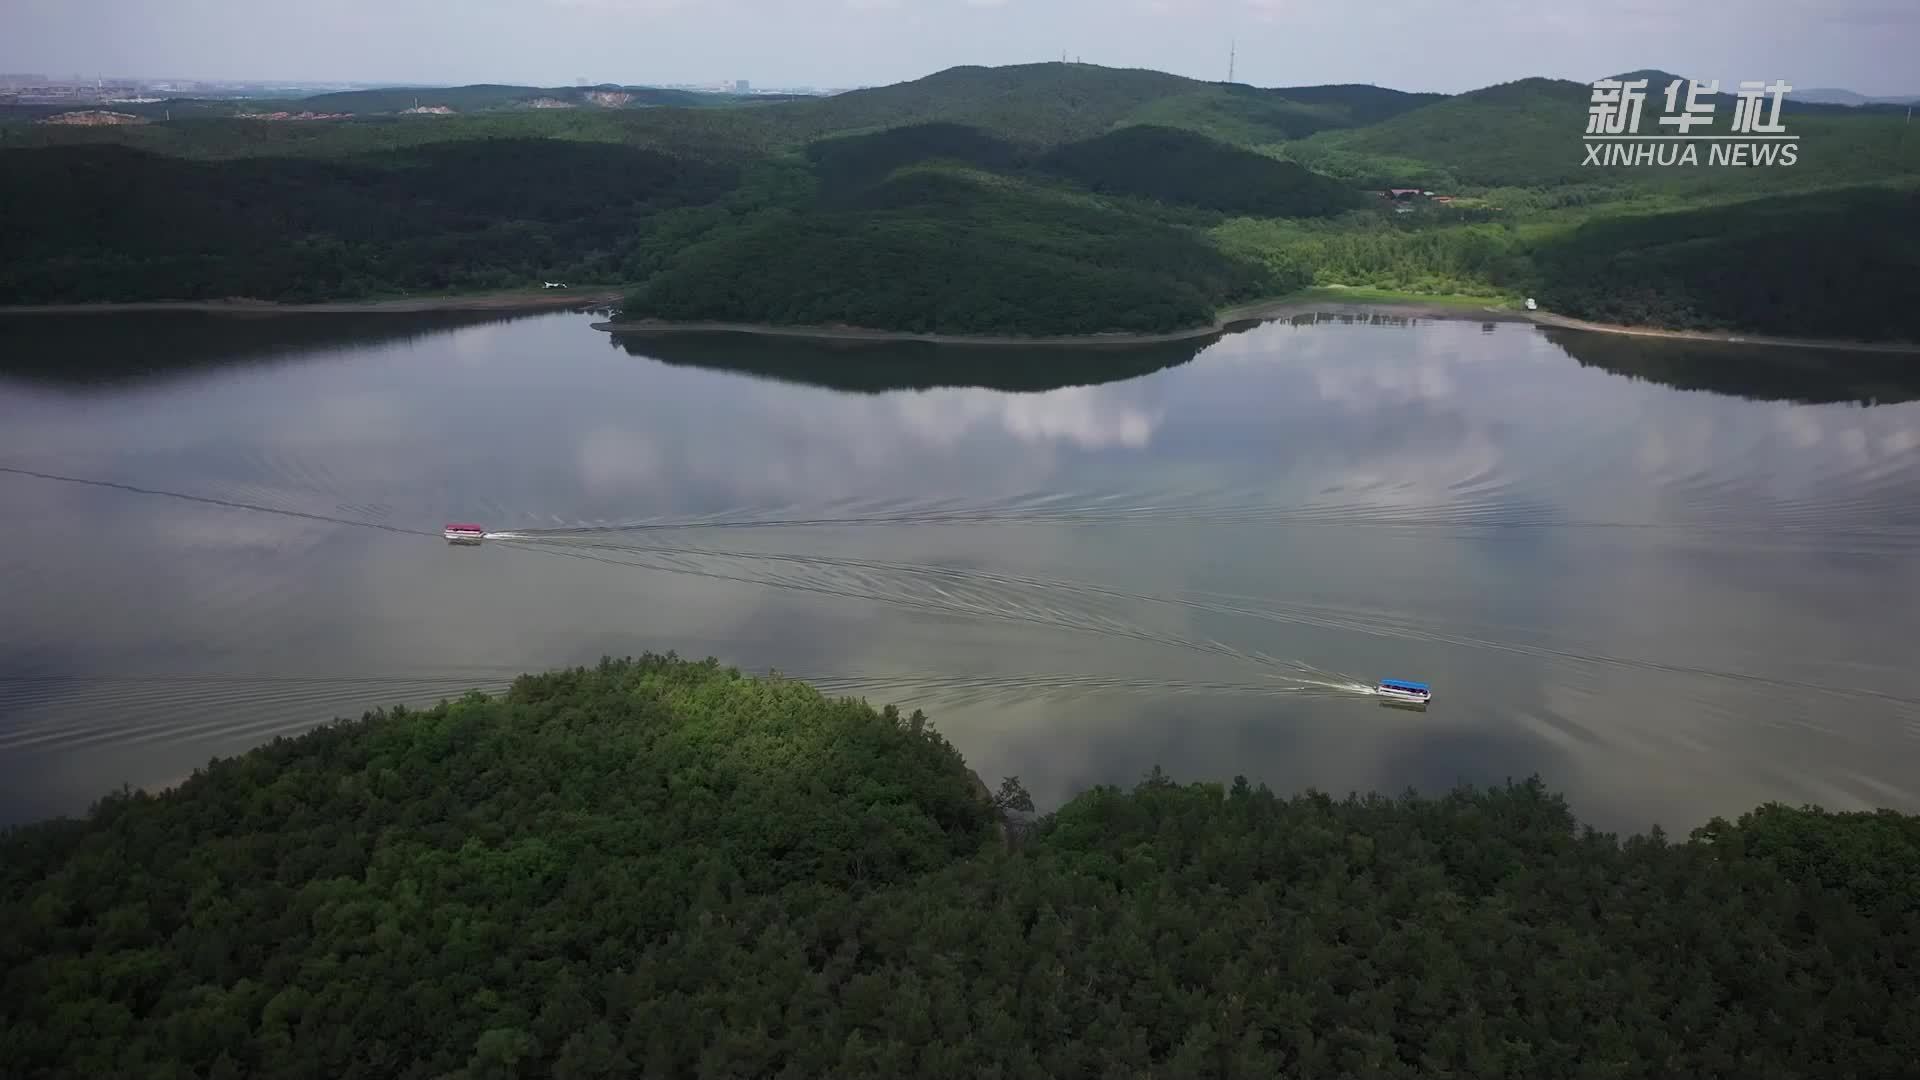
[3,61,1918,339]
[3,655,1917,1079]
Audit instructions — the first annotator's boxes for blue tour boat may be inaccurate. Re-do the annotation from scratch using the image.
[1376,678,1432,705]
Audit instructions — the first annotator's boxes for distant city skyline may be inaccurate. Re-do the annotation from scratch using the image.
[6,0,1917,98]
[1,73,836,92]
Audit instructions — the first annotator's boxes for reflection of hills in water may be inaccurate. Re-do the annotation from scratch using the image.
[0,311,530,387]
[617,310,1490,394]
[1545,328,1920,407]
[1278,311,1426,329]
[613,331,1212,393]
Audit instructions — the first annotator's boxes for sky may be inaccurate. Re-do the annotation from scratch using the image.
[5,0,1917,96]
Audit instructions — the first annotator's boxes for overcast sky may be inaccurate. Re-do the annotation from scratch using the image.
[6,0,1916,96]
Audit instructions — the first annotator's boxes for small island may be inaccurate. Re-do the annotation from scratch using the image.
[3,655,1916,1078]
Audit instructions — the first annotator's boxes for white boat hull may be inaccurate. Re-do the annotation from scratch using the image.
[1376,687,1431,705]
[444,531,486,544]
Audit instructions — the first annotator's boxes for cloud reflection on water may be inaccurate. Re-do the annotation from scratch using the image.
[1,310,1917,830]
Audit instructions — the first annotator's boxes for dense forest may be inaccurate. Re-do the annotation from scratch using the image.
[626,166,1292,335]
[1530,186,1920,340]
[3,655,1917,1078]
[0,141,740,303]
[4,60,1918,339]
[0,309,525,386]
[1038,126,1361,217]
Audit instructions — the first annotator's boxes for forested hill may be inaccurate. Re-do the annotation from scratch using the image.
[4,61,1918,339]
[3,656,1918,1078]
[760,63,1441,146]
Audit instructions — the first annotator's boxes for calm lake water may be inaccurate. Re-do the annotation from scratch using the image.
[3,308,1917,830]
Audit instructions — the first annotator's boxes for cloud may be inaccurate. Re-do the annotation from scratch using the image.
[577,426,665,497]
[544,0,691,11]
[891,385,1162,451]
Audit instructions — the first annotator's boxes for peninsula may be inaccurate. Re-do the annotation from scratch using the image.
[3,657,1915,1077]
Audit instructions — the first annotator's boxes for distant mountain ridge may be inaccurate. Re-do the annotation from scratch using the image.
[764,63,1442,147]
[286,83,785,114]
[1790,87,1920,107]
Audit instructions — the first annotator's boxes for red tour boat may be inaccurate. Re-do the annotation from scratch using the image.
[444,523,486,544]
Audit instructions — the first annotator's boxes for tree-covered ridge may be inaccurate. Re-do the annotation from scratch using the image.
[4,656,1919,1079]
[1040,125,1362,217]
[804,121,1359,218]
[760,63,1441,149]
[804,122,1025,200]
[1284,75,1920,194]
[0,141,741,303]
[1531,185,1920,339]
[625,166,1292,335]
[767,62,1211,146]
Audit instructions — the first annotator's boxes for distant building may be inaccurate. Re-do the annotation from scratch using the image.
[1385,188,1423,200]
[734,79,750,93]
[40,110,145,126]
[239,110,353,122]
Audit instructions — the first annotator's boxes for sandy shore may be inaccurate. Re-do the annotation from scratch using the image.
[0,289,624,316]
[594,296,1532,348]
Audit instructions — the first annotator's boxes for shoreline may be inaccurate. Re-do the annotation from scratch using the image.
[598,295,1920,355]
[3,286,1910,354]
[593,294,1533,349]
[0,289,624,316]
[1521,311,1920,355]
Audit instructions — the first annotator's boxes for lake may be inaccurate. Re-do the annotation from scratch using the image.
[3,308,1917,831]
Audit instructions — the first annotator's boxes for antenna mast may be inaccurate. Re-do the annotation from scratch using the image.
[1228,40,1236,84]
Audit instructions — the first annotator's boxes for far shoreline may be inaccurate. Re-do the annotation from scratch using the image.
[0,289,624,317]
[1521,310,1920,355]
[597,290,1920,355]
[593,292,1532,349]
[4,285,1912,354]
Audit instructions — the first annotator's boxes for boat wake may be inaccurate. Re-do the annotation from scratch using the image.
[6,465,1911,710]
[483,531,1917,708]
